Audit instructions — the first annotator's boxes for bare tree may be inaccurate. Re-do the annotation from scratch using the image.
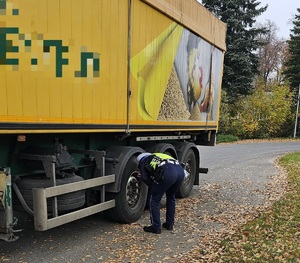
[256,20,287,88]
[276,42,289,83]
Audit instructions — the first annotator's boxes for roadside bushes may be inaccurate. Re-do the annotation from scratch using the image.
[216,134,239,143]
[218,83,294,139]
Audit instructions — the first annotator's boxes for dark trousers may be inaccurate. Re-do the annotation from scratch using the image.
[149,163,185,231]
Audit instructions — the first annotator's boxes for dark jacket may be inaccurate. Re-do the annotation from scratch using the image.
[138,153,174,186]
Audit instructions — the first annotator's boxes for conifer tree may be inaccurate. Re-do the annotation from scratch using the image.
[283,8,300,94]
[201,0,267,102]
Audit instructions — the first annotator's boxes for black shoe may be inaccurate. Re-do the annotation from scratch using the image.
[162,223,173,230]
[143,226,161,234]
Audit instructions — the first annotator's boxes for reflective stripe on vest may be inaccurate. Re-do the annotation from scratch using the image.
[153,153,174,160]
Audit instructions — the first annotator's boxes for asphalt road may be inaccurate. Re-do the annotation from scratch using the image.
[1,141,300,263]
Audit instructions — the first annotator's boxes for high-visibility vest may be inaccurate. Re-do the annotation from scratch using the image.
[153,153,174,160]
[149,153,174,170]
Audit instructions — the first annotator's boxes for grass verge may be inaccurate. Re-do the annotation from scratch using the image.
[203,152,300,262]
[216,134,240,143]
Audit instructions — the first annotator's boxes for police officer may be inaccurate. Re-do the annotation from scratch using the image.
[137,152,185,234]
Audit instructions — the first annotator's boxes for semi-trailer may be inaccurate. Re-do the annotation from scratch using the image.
[0,0,226,241]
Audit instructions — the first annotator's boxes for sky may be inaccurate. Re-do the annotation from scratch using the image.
[256,0,299,39]
[197,0,299,39]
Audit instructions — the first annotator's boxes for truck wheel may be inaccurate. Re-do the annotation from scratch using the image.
[105,156,147,223]
[13,175,85,213]
[176,149,196,198]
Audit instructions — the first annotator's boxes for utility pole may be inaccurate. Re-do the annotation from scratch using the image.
[293,83,300,138]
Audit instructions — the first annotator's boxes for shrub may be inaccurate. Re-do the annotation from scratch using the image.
[216,134,239,143]
[218,83,294,139]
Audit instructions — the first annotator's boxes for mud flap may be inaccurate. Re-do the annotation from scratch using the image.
[0,169,18,242]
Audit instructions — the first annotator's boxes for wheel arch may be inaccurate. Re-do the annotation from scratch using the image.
[145,143,178,159]
[102,146,143,193]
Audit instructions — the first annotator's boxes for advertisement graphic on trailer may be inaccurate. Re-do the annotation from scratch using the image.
[131,24,223,122]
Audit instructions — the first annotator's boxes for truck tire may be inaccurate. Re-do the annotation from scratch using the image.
[105,156,148,223]
[176,149,196,198]
[13,175,85,213]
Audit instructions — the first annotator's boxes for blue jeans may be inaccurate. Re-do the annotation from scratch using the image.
[148,163,185,231]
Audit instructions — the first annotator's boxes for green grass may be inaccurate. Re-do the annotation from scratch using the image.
[216,134,240,143]
[196,152,300,262]
[216,136,300,144]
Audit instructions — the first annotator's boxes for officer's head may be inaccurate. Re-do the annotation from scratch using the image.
[137,152,151,162]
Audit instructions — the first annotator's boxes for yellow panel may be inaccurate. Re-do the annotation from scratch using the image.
[22,73,37,116]
[92,0,102,50]
[72,82,83,119]
[36,77,50,118]
[49,78,62,118]
[6,72,23,116]
[82,0,93,46]
[71,0,83,44]
[99,0,111,121]
[109,1,119,120]
[60,0,72,39]
[82,82,93,120]
[0,72,7,116]
[81,1,93,120]
[36,0,48,34]
[114,0,128,121]
[47,0,60,38]
[60,79,73,119]
[116,0,128,121]
[0,0,129,125]
[92,84,100,120]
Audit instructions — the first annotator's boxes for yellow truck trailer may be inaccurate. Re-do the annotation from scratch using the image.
[0,0,226,241]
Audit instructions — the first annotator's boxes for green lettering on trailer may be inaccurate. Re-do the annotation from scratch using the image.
[43,40,69,77]
[0,27,19,65]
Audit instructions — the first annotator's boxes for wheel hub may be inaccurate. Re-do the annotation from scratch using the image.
[126,172,141,208]
[183,162,191,187]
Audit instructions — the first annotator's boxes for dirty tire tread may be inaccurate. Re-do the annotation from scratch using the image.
[176,149,196,198]
[105,156,147,223]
